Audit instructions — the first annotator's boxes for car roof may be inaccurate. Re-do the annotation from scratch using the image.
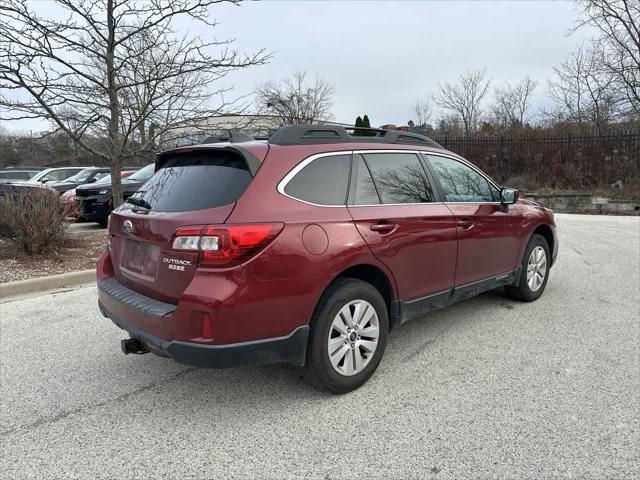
[41,166,84,172]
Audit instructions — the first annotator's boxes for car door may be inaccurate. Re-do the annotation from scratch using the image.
[424,153,523,288]
[347,151,458,305]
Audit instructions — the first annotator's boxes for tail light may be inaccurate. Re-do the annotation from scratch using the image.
[171,223,284,267]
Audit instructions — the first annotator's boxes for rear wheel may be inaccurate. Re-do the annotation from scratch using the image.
[303,278,388,394]
[505,233,550,302]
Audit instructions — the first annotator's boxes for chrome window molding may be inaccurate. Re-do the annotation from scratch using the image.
[277,149,504,208]
[348,202,446,207]
[276,150,353,208]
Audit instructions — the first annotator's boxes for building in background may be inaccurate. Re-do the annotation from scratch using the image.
[159,114,357,148]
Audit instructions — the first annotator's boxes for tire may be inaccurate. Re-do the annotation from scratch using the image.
[97,217,109,228]
[303,278,389,394]
[505,233,550,302]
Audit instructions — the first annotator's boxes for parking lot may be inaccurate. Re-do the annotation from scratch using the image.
[1,213,638,479]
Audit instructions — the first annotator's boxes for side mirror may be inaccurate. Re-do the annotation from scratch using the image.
[500,187,519,205]
[87,178,97,183]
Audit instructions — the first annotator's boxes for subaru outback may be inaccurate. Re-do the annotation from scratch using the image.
[97,125,558,393]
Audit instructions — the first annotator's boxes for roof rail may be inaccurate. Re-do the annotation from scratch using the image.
[268,124,443,149]
[200,130,255,144]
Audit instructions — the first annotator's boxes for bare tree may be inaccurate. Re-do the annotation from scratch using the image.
[0,0,268,206]
[374,164,435,203]
[255,72,334,126]
[413,96,433,127]
[574,0,640,117]
[436,114,464,136]
[547,45,621,133]
[492,77,538,128]
[433,69,491,136]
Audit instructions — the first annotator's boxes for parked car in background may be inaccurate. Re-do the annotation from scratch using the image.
[0,166,85,196]
[27,167,86,184]
[50,167,110,194]
[0,169,40,183]
[96,125,558,393]
[75,164,155,226]
[62,170,137,219]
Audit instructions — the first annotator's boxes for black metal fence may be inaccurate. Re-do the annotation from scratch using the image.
[431,133,640,191]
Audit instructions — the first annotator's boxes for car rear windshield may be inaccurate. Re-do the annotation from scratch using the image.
[130,150,252,212]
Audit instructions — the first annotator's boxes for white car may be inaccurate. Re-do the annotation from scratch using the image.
[27,167,85,184]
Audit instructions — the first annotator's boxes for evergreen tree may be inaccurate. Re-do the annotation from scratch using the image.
[362,115,372,136]
[354,116,363,136]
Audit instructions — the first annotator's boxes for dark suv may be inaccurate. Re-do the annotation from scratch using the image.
[97,125,558,393]
[76,164,154,226]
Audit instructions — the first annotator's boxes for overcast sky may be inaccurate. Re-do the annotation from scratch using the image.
[2,0,597,133]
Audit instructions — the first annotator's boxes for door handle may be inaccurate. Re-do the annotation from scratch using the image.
[370,222,397,233]
[457,218,474,230]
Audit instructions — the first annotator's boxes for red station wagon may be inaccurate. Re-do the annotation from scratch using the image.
[97,125,558,393]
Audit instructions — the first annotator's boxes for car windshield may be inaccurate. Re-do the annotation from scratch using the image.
[94,174,111,184]
[65,169,95,183]
[126,164,155,182]
[29,169,53,182]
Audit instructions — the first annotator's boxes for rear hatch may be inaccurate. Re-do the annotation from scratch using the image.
[108,147,259,304]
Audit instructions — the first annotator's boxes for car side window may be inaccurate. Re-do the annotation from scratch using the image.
[47,171,65,181]
[427,155,495,202]
[283,154,350,206]
[350,156,380,205]
[363,152,435,204]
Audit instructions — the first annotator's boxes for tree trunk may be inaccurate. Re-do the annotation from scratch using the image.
[106,0,123,208]
[110,153,124,205]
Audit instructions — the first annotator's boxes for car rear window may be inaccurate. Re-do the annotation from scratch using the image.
[283,154,350,205]
[0,171,31,180]
[131,150,252,212]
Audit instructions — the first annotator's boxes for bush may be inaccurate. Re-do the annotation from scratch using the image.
[0,187,71,254]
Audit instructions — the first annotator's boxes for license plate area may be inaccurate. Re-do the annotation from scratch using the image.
[121,238,160,279]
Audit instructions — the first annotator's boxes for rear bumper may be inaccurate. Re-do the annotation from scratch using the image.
[97,277,309,368]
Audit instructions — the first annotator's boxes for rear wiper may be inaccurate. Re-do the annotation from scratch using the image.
[125,196,152,210]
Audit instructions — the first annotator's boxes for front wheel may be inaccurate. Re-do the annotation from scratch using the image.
[303,278,388,394]
[505,233,550,302]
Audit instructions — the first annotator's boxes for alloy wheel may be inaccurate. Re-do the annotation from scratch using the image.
[327,299,380,376]
[527,246,547,292]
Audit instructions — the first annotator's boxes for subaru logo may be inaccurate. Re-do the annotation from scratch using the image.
[122,220,133,234]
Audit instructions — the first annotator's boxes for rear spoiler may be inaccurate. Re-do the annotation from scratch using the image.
[155,144,263,176]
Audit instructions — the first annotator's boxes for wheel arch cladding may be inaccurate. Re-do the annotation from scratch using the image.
[331,264,394,327]
[532,224,554,264]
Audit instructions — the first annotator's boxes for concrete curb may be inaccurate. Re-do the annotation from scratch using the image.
[0,269,96,300]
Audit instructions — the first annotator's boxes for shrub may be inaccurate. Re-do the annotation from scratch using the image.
[0,187,71,254]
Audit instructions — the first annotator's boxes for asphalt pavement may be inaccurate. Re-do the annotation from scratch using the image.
[66,222,104,234]
[1,214,639,479]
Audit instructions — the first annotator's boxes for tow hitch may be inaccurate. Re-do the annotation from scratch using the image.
[121,337,149,355]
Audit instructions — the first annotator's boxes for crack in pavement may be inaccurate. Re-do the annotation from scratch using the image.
[1,367,196,437]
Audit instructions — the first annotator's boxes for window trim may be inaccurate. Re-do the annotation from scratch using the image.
[351,151,438,206]
[277,149,503,208]
[277,151,353,208]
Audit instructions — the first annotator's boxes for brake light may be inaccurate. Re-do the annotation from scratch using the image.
[171,224,283,267]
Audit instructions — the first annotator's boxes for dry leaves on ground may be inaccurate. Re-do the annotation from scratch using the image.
[0,230,107,283]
